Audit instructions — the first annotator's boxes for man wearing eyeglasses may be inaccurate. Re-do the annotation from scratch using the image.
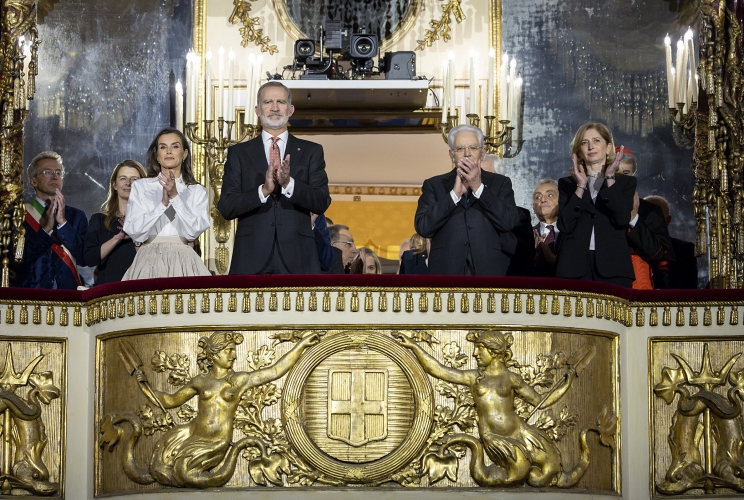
[14,151,88,289]
[414,124,519,276]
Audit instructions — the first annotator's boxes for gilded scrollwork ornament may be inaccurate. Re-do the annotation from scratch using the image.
[653,342,744,494]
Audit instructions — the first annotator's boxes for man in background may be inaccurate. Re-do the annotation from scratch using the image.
[329,224,357,273]
[15,151,87,289]
[644,195,698,289]
[532,178,560,277]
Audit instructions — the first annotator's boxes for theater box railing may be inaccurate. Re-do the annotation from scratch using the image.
[0,275,742,499]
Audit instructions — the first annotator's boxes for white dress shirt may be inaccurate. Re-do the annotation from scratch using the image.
[449,183,485,204]
[538,220,560,238]
[258,130,295,203]
[123,177,210,244]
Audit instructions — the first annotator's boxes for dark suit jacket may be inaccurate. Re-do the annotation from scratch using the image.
[505,207,536,277]
[556,175,636,281]
[532,221,560,278]
[399,250,428,274]
[667,237,698,289]
[414,170,519,276]
[15,205,87,289]
[217,133,330,274]
[627,198,675,288]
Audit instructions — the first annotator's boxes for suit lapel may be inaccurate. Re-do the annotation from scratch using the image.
[248,135,269,171]
[440,170,458,193]
[286,134,307,170]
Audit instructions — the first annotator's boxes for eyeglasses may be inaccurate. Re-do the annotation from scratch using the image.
[38,169,65,178]
[335,241,355,247]
[452,145,483,155]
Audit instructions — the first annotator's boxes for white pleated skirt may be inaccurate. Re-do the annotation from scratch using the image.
[122,236,211,280]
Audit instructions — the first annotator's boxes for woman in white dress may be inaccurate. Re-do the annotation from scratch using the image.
[122,128,211,279]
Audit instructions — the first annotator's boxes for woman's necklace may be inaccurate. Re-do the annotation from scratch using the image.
[586,172,602,179]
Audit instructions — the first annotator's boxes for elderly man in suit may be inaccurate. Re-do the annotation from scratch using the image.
[218,81,330,274]
[15,151,88,289]
[532,178,560,276]
[414,124,519,275]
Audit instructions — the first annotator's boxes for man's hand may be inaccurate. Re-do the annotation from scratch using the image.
[457,157,482,192]
[453,171,467,198]
[631,191,640,220]
[159,170,177,206]
[275,154,291,189]
[262,163,276,198]
[40,198,55,233]
[54,189,67,225]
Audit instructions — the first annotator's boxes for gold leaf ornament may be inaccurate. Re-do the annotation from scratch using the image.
[654,367,687,405]
[249,452,291,486]
[422,451,459,483]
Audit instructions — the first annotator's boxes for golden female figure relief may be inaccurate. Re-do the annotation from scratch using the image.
[99,331,319,488]
[394,330,617,488]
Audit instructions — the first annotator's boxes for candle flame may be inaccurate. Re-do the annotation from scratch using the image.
[510,58,517,68]
[206,51,212,60]
[664,35,671,46]
[175,80,183,92]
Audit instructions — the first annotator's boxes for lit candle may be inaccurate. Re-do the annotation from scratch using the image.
[175,80,183,132]
[441,60,448,123]
[664,36,674,108]
[487,48,495,117]
[469,50,477,116]
[508,58,516,124]
[670,66,677,108]
[513,75,522,132]
[685,29,696,108]
[228,49,235,122]
[218,47,224,118]
[190,51,198,123]
[205,50,212,120]
[675,38,686,109]
[693,74,699,103]
[448,51,455,117]
[499,54,507,121]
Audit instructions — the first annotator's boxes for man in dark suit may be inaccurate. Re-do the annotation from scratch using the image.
[14,151,87,289]
[414,124,519,275]
[531,178,560,277]
[644,195,698,289]
[218,81,330,274]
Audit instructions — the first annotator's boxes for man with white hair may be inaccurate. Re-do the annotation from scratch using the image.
[414,124,519,275]
[480,153,505,175]
[15,151,88,289]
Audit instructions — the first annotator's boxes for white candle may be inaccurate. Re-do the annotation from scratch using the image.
[514,75,522,141]
[255,55,264,126]
[191,52,198,123]
[205,50,212,120]
[487,48,495,117]
[448,52,455,117]
[185,51,193,123]
[499,54,507,121]
[675,38,686,108]
[664,36,674,108]
[671,66,677,108]
[513,76,522,132]
[175,80,183,132]
[228,49,235,122]
[246,52,255,126]
[508,58,516,124]
[469,50,477,116]
[686,30,696,106]
[218,47,225,118]
[441,60,448,123]
[693,74,699,103]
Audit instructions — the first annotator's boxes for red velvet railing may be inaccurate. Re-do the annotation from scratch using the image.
[1,275,742,304]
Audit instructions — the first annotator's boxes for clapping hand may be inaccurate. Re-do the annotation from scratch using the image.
[274,154,291,189]
[605,146,625,178]
[159,170,177,206]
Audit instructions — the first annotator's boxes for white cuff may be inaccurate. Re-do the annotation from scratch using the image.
[282,177,295,198]
[258,185,269,203]
[629,213,639,228]
[472,183,485,198]
[449,189,460,205]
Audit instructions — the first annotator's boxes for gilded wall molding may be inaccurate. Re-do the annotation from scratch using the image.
[96,327,619,494]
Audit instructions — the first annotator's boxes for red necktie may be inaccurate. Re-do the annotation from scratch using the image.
[270,137,281,197]
[545,224,556,252]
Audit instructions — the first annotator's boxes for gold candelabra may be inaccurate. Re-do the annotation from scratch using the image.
[185,118,260,275]
[1,2,39,287]
[669,101,697,147]
[440,112,524,158]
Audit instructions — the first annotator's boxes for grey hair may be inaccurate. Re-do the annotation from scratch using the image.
[536,177,558,187]
[328,224,350,244]
[482,153,505,175]
[448,124,485,150]
[256,81,292,107]
[28,151,64,178]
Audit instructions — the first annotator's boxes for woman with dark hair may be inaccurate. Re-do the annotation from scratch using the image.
[555,122,636,287]
[122,128,211,279]
[83,160,146,285]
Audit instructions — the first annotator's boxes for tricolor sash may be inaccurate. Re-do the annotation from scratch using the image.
[25,201,82,286]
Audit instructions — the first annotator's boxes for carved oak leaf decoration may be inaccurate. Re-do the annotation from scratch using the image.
[99,414,124,451]
[151,351,169,372]
[654,367,687,404]
[28,371,60,405]
[422,452,458,483]
[729,369,744,391]
[247,345,275,371]
[249,452,291,486]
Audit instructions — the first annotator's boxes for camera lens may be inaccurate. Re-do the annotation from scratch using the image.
[354,37,373,56]
[298,42,313,55]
